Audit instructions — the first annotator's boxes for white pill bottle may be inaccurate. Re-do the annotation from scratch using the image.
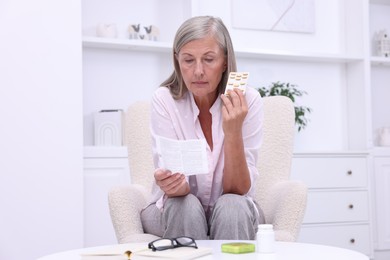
[257,224,275,253]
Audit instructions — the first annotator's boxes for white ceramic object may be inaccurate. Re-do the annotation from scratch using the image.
[379,127,390,146]
[96,23,118,38]
[128,24,159,41]
[94,110,124,146]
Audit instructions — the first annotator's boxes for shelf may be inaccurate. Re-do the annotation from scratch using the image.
[84,146,369,159]
[372,147,390,156]
[82,36,363,64]
[82,36,172,53]
[84,146,128,158]
[371,0,390,5]
[234,47,362,63]
[294,151,369,157]
[371,56,390,66]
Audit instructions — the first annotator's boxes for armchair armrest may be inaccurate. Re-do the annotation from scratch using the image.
[108,184,155,243]
[262,180,307,242]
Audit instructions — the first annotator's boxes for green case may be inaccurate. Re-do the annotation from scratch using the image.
[221,242,256,254]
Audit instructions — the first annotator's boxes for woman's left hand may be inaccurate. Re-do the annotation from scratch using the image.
[220,89,248,137]
[154,168,189,197]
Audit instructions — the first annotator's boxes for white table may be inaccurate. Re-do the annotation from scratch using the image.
[38,240,369,260]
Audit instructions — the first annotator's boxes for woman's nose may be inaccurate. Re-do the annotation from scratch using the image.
[194,61,204,76]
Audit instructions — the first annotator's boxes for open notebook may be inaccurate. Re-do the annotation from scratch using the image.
[80,244,213,260]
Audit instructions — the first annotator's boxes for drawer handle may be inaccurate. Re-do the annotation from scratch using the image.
[347,170,352,175]
[348,204,354,209]
[350,238,355,244]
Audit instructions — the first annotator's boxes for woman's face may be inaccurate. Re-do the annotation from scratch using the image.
[176,36,226,102]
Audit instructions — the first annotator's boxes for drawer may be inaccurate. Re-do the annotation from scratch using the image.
[291,157,367,188]
[298,224,371,256]
[303,190,369,224]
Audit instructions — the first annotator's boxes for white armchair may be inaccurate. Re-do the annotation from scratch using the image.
[108,95,307,243]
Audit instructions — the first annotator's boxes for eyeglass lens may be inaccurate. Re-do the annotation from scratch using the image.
[175,236,196,246]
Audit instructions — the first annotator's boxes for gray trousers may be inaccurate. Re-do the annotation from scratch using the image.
[140,193,264,240]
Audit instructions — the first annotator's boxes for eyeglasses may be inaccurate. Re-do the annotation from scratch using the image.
[148,236,198,251]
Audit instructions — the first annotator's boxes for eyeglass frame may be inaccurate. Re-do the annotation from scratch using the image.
[148,236,198,251]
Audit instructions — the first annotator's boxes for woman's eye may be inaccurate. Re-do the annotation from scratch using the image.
[184,59,194,64]
[204,58,214,63]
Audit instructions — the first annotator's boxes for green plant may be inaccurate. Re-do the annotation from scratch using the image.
[257,81,312,132]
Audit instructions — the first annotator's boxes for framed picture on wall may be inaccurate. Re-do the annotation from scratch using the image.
[231,0,315,34]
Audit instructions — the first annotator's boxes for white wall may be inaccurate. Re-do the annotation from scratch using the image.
[190,0,345,53]
[0,0,83,259]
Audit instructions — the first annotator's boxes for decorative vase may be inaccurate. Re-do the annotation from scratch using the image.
[96,23,118,38]
[94,109,124,146]
[379,127,390,146]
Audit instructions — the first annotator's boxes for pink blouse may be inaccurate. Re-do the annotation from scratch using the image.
[149,85,263,217]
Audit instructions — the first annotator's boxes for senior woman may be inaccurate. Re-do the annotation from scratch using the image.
[141,15,265,240]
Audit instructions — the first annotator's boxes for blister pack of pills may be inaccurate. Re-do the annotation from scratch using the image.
[224,72,249,96]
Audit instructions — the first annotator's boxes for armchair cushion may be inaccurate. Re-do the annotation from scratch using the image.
[262,180,307,241]
[108,185,155,243]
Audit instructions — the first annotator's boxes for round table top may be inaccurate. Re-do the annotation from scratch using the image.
[38,240,369,260]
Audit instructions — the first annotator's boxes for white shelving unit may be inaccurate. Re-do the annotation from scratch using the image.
[81,0,390,258]
[369,1,390,259]
[370,0,390,146]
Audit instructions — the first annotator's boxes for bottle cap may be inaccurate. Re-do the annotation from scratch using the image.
[258,224,273,230]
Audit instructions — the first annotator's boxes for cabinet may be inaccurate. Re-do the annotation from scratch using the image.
[372,148,390,260]
[291,152,372,257]
[83,146,130,247]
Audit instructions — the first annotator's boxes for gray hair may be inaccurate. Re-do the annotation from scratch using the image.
[160,16,237,99]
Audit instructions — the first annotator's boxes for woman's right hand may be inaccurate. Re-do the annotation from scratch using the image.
[154,168,190,197]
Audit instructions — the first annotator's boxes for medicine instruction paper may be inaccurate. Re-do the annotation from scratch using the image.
[156,136,209,175]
